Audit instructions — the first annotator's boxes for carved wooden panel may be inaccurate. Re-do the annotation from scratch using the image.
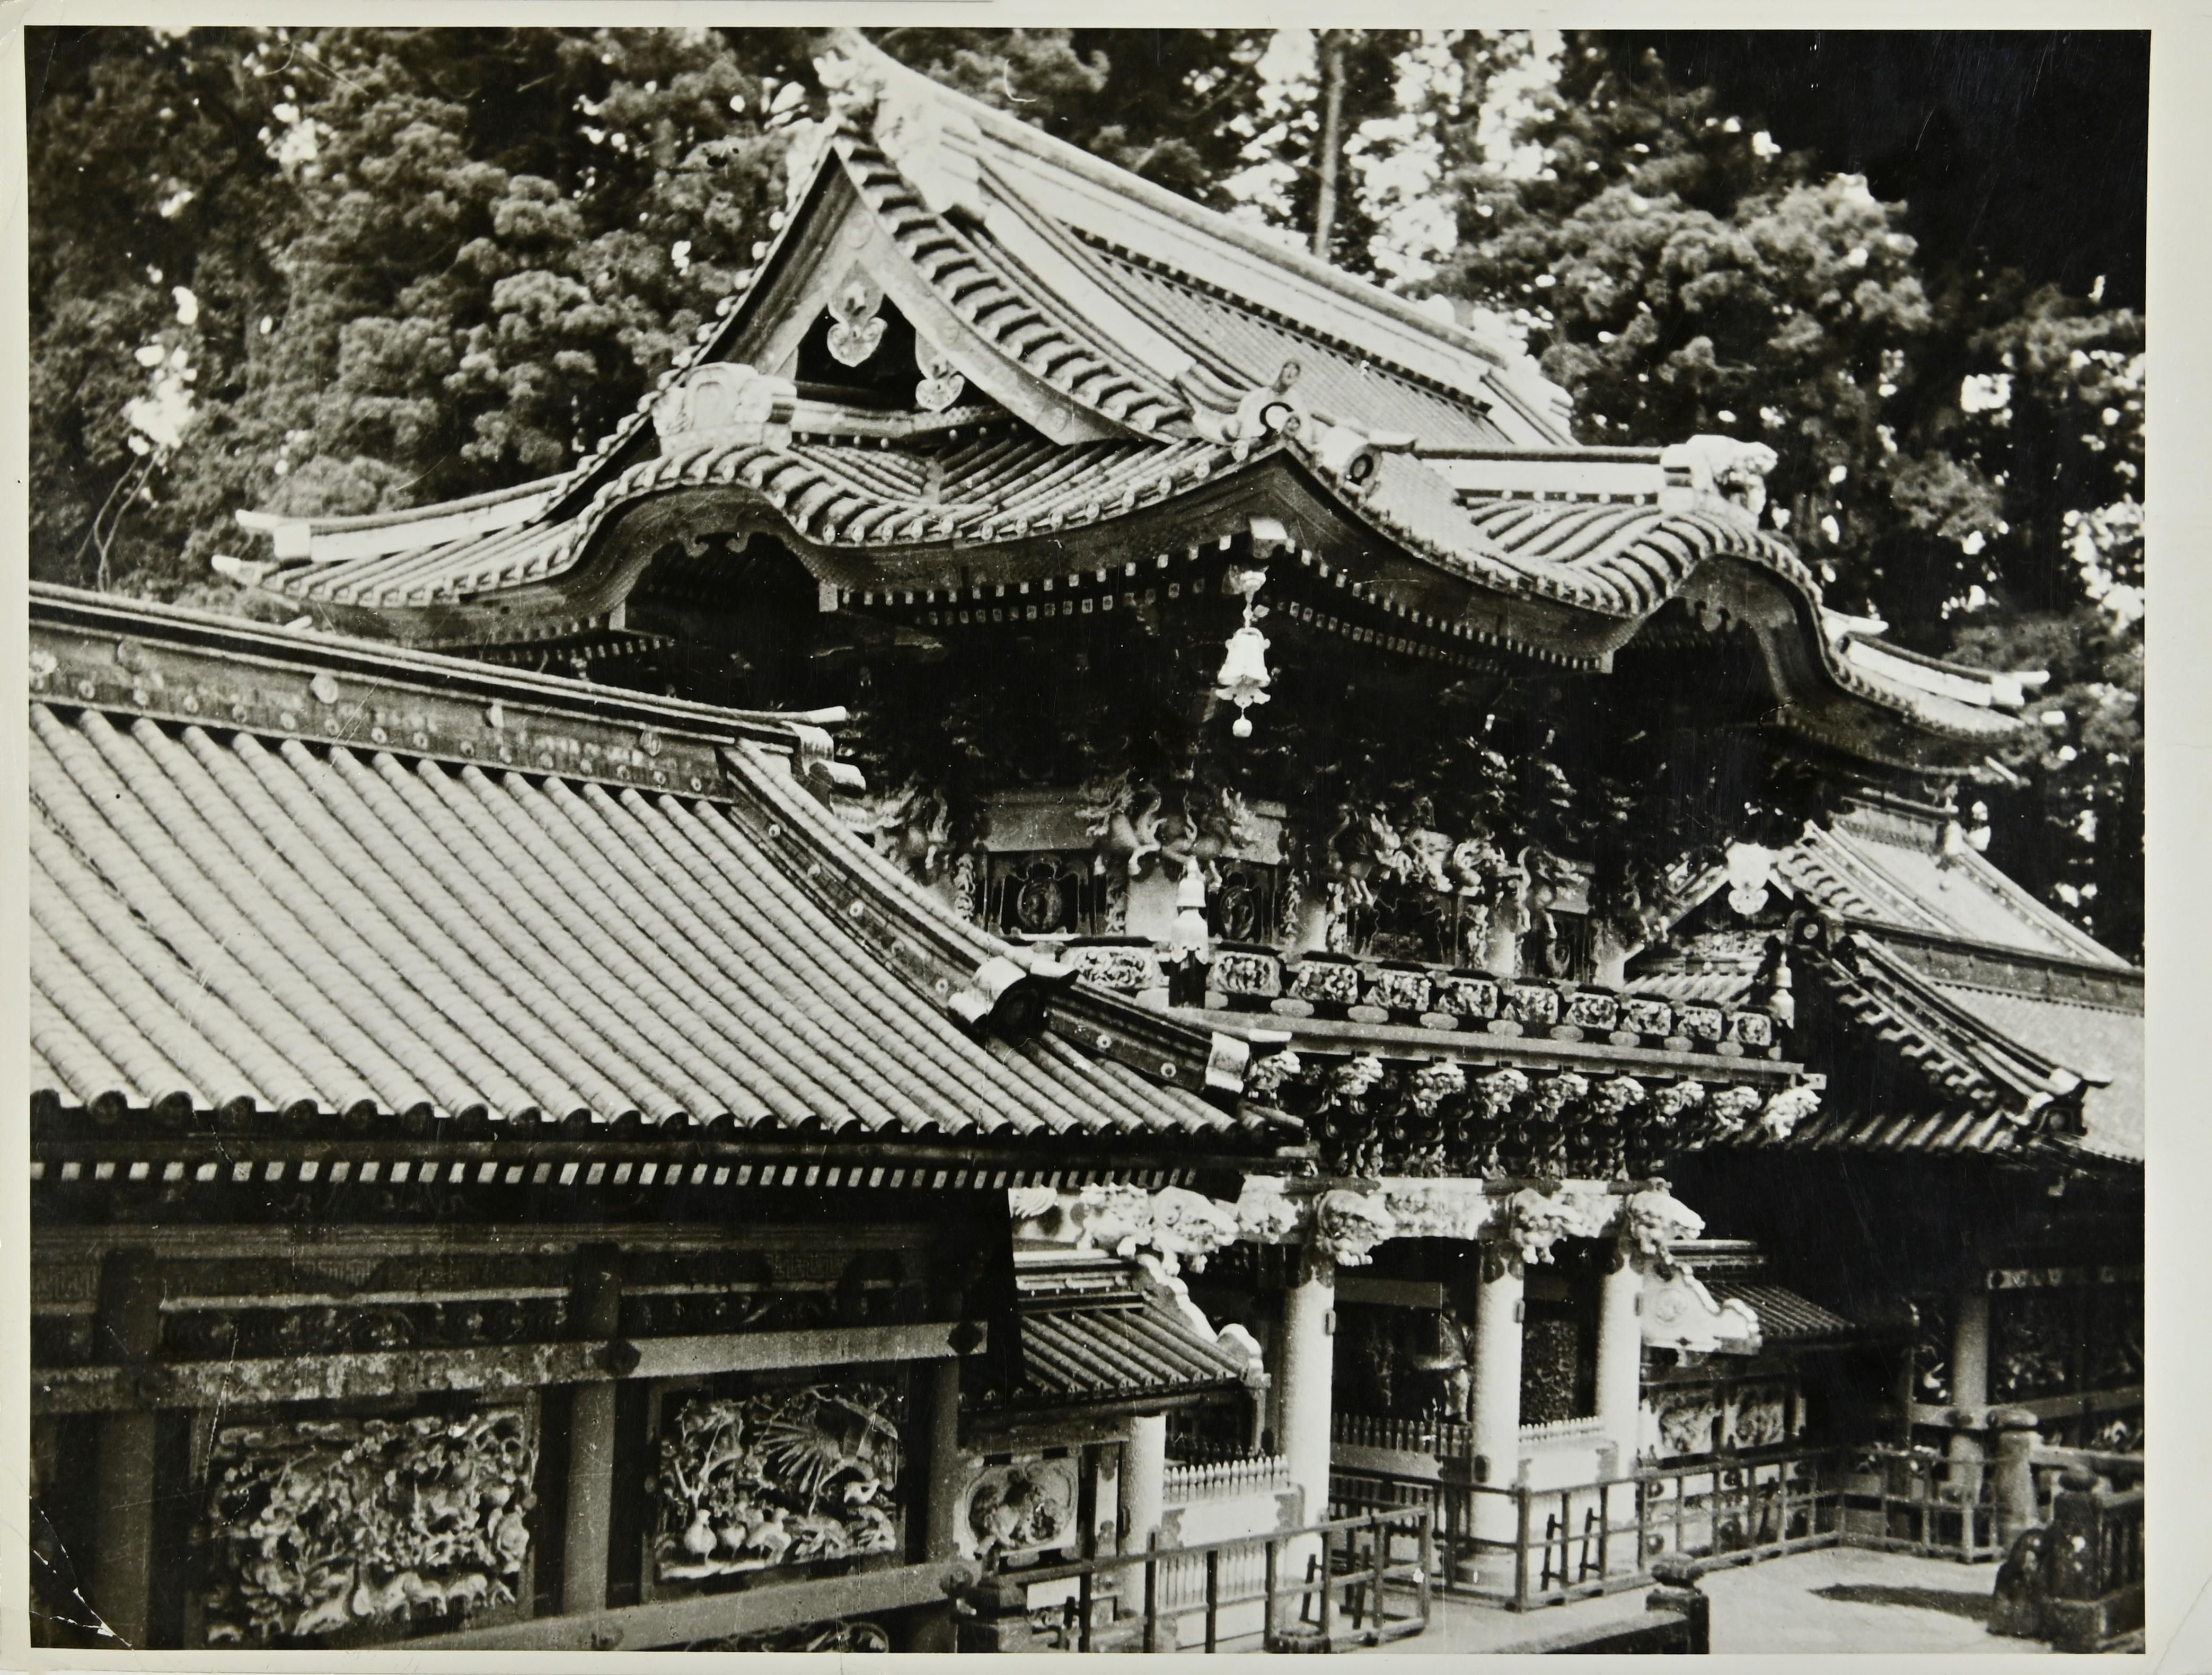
[647,1376,907,1592]
[193,1406,537,1645]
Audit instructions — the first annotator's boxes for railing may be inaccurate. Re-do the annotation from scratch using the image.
[1520,1414,1610,1447]
[1333,1410,1608,1460]
[1165,1454,1291,1506]
[1840,1444,2003,1561]
[1333,1412,1470,1458]
[1334,1448,1846,1612]
[1992,1464,2145,1653]
[963,1506,1433,1653]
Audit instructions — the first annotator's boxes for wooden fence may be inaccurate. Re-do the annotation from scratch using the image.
[963,1506,1434,1654]
[1164,1454,1291,1506]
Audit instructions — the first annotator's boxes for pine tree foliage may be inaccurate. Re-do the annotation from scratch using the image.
[25,26,2143,954]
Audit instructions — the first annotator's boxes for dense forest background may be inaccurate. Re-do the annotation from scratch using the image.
[23,27,2146,956]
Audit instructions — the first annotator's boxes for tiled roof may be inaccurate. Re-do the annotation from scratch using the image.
[1922,980,2142,1165]
[1628,801,2140,1165]
[222,37,2038,767]
[994,1256,1254,1410]
[1700,1279,1860,1344]
[1782,814,2130,968]
[28,589,1281,1150]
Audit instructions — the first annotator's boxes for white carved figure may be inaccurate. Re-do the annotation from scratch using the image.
[1661,434,1780,517]
[1147,1185,1240,1273]
[1622,1187,1706,1263]
[1314,1187,1397,1266]
[1233,1175,1306,1245]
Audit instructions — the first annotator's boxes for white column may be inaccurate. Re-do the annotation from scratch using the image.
[1596,1243,1645,1479]
[1948,1287,1991,1498]
[1470,1247,1526,1574]
[1274,1249,1336,1627]
[1122,1414,1168,1556]
[1277,1251,1336,1528]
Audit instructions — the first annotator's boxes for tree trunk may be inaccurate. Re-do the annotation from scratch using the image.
[1311,30,1347,262]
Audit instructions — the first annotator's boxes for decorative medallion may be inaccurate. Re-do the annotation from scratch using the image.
[962,1458,1078,1561]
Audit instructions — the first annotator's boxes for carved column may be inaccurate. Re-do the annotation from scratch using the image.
[1947,1286,1991,1504]
[93,1248,163,1648]
[563,1245,623,1615]
[1469,1246,1527,1573]
[1596,1241,1645,1478]
[1121,1413,1168,1556]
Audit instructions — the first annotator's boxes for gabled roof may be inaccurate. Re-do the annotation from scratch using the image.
[28,586,1291,1154]
[1630,798,2141,1164]
[218,35,2038,771]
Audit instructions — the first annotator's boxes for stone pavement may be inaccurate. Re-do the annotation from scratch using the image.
[1355,1546,2052,1655]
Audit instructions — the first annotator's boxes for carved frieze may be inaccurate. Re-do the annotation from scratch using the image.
[653,1383,904,1583]
[198,1408,536,1644]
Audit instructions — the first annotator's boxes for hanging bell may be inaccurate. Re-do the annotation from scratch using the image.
[1215,623,1272,738]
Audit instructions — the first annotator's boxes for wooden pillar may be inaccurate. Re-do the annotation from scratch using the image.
[562,1246,623,1615]
[93,1248,163,1648]
[924,1356,966,1559]
[1469,1247,1526,1570]
[1947,1286,1991,1500]
[907,1356,969,1655]
[1122,1413,1168,1556]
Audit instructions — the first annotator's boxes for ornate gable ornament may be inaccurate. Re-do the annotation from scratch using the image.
[650,363,798,449]
[818,42,988,224]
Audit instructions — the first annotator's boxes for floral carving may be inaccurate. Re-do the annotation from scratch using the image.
[1288,958,1363,1006]
[1363,966,1433,1013]
[199,1409,535,1644]
[1313,1187,1397,1267]
[1065,942,1158,993]
[1213,948,1282,998]
[1648,1081,1707,1121]
[1437,975,1500,1020]
[655,1385,902,1582]
[1475,1066,1530,1117]
[1380,1178,1493,1242]
[1503,982,1561,1026]
[1528,1072,1589,1124]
